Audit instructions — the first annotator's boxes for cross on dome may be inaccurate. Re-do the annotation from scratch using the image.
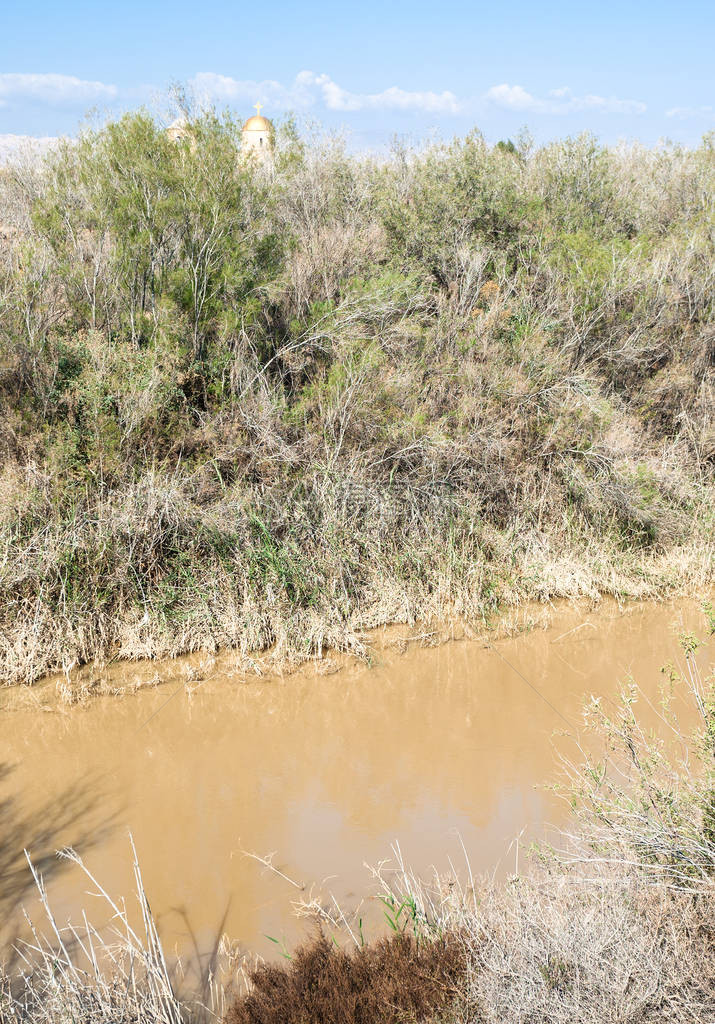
[242,102,274,163]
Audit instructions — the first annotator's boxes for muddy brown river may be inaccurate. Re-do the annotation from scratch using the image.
[0,598,710,973]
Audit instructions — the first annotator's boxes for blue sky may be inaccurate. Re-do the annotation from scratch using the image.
[1,0,713,150]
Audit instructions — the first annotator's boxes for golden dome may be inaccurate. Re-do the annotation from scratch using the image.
[243,115,271,132]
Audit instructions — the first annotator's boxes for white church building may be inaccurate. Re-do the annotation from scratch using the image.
[166,103,274,163]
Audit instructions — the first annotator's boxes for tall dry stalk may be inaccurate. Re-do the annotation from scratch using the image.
[1,839,190,1024]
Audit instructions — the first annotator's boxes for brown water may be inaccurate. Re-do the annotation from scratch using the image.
[0,598,709,971]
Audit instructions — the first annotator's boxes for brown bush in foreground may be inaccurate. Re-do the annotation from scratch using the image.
[225,933,467,1024]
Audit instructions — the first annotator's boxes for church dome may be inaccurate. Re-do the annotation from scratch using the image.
[243,115,271,132]
[166,117,190,142]
[242,105,274,163]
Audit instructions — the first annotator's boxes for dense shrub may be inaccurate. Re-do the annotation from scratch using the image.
[226,933,466,1024]
[0,114,713,684]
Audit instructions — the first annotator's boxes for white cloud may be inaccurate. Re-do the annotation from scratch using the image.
[665,105,713,120]
[190,72,301,109]
[485,84,548,113]
[485,83,646,116]
[579,94,647,115]
[0,134,59,163]
[191,70,461,115]
[191,73,651,121]
[306,73,461,113]
[0,73,117,107]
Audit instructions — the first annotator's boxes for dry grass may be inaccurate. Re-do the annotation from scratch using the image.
[0,842,188,1024]
[455,875,715,1024]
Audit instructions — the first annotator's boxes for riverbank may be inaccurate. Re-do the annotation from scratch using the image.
[1,590,712,710]
[1,429,711,691]
[1,118,713,687]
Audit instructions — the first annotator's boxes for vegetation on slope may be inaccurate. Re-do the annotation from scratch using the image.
[0,114,713,683]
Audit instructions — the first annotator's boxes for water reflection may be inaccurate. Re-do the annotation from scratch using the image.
[0,598,708,963]
[0,760,116,961]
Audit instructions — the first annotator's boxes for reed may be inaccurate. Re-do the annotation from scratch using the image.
[0,840,190,1024]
